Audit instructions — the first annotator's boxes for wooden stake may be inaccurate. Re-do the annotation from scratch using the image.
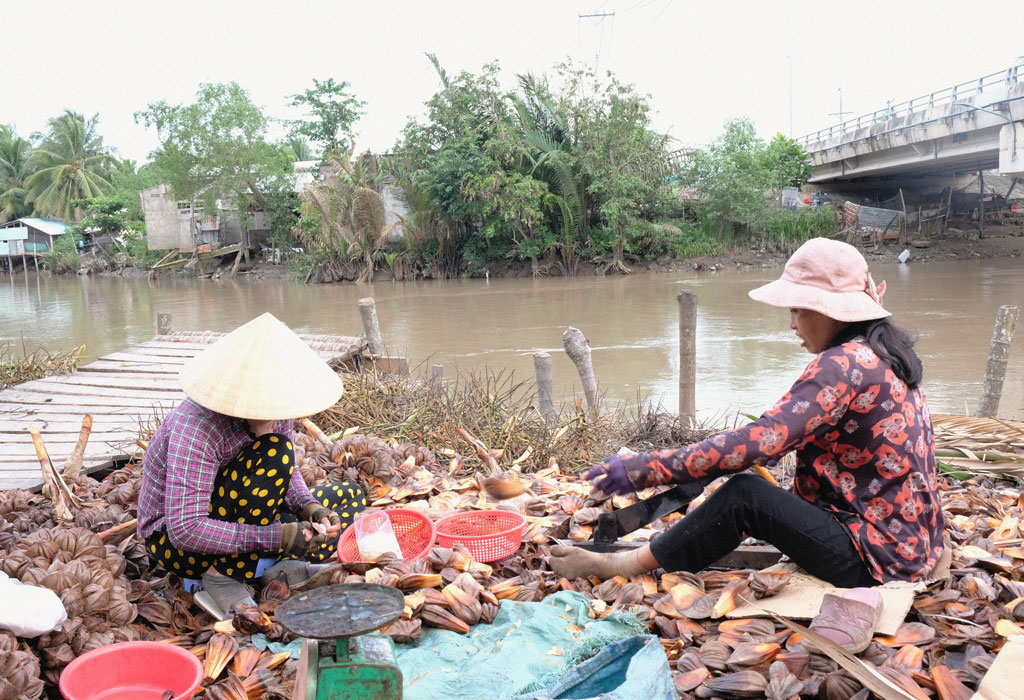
[533,352,555,426]
[898,188,907,245]
[979,169,986,239]
[977,305,1019,418]
[941,185,953,239]
[562,327,599,419]
[429,364,444,394]
[678,290,697,426]
[358,297,385,356]
[157,312,173,336]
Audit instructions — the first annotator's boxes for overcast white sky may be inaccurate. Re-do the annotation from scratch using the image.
[2,0,1022,163]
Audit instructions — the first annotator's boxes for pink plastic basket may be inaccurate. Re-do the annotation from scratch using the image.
[338,508,436,562]
[435,510,526,563]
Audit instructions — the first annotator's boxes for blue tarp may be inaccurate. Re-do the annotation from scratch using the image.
[393,591,674,700]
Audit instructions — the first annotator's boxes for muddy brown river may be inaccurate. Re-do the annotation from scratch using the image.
[2,259,1022,420]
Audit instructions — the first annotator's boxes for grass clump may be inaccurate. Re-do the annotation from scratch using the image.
[748,206,839,253]
[1,344,84,391]
[313,367,716,475]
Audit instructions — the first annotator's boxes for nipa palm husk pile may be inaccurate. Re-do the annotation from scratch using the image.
[9,408,1024,699]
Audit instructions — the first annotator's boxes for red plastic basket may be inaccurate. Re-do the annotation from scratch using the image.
[435,510,526,563]
[338,508,437,563]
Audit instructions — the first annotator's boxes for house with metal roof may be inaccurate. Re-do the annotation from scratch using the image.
[0,218,71,271]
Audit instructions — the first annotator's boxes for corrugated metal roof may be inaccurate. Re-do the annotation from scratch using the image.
[7,218,70,237]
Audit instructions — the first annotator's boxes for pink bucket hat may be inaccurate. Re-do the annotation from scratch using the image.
[748,238,890,322]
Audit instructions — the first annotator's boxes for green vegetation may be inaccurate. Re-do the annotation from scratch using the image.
[25,111,116,223]
[1,344,84,391]
[1,64,828,280]
[387,58,678,278]
[39,226,83,272]
[289,78,366,159]
[0,125,34,223]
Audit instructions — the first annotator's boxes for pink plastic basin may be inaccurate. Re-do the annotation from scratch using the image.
[59,641,203,700]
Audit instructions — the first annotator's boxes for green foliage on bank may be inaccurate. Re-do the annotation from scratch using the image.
[40,196,164,272]
[3,67,828,281]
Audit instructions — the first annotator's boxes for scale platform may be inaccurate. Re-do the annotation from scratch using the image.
[276,583,406,700]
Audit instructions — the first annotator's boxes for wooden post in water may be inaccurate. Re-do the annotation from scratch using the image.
[678,290,697,426]
[157,312,173,336]
[533,352,555,426]
[978,169,986,239]
[358,297,385,356]
[429,364,444,394]
[563,328,599,419]
[977,305,1019,417]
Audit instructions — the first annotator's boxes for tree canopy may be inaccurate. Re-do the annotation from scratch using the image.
[686,119,812,239]
[289,78,366,159]
[24,111,115,223]
[136,82,293,213]
[0,125,35,223]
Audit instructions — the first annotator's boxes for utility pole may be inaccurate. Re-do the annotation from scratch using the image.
[787,55,793,137]
[579,11,615,73]
[829,87,852,127]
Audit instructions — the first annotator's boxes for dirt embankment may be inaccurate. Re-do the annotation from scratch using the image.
[131,224,1024,282]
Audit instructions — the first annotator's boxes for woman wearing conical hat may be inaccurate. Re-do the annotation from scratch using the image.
[550,238,947,653]
[137,313,365,612]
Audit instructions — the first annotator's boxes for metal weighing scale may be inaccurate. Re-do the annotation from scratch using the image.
[276,583,405,700]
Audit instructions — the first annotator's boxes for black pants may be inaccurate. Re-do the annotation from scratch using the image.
[649,473,879,587]
[147,433,365,581]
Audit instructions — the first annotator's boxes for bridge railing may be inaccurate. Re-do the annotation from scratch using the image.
[796,62,1023,147]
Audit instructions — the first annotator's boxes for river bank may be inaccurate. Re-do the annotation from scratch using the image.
[222,225,1024,283]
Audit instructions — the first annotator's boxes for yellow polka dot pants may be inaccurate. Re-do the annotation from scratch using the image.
[146,433,364,580]
[280,482,367,562]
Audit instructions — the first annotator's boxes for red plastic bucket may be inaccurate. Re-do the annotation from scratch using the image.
[337,508,437,562]
[59,641,203,700]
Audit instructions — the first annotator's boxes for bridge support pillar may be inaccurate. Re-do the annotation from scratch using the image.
[999,123,1024,177]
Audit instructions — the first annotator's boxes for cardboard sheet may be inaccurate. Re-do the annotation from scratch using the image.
[725,564,922,636]
[726,539,953,637]
[971,635,1024,700]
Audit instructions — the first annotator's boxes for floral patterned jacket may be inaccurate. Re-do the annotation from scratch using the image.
[620,339,944,583]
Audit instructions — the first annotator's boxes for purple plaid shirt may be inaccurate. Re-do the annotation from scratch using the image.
[137,398,317,556]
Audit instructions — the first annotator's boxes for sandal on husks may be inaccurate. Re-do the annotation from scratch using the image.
[808,587,883,653]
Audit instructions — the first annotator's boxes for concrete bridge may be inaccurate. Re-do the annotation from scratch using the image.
[798,64,1024,185]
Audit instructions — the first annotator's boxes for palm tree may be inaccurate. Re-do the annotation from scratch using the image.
[510,74,588,274]
[25,111,115,222]
[294,154,397,283]
[287,136,316,162]
[0,125,35,223]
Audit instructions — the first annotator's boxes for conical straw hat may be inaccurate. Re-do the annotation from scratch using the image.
[179,313,344,419]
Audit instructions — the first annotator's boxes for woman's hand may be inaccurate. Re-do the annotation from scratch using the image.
[584,454,635,496]
[300,504,342,539]
[280,521,326,558]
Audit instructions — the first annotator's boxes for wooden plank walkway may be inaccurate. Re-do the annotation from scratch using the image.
[0,332,367,492]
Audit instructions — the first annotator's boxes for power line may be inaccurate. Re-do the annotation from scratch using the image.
[579,11,615,72]
[642,0,672,33]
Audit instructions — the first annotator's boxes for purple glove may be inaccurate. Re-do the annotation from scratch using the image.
[584,454,635,496]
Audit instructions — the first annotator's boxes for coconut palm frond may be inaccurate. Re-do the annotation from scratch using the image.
[426,52,450,91]
[353,187,385,245]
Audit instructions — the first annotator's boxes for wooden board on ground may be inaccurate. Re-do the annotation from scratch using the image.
[0,330,367,492]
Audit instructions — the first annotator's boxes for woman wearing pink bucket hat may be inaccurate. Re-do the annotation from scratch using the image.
[551,238,945,650]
